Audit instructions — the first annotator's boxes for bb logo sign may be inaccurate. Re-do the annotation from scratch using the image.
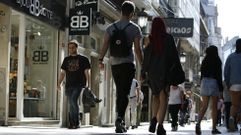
[69,7,90,35]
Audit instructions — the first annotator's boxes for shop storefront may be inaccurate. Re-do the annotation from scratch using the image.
[0,0,66,125]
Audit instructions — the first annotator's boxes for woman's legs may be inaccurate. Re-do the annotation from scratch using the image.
[196,96,209,134]
[211,96,219,130]
[149,94,159,133]
[149,88,168,134]
[197,96,210,124]
[157,90,168,124]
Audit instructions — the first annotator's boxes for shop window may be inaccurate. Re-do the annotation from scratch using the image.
[23,17,57,117]
[9,10,58,118]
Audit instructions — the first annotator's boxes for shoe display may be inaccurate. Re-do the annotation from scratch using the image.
[149,117,157,133]
[211,129,221,134]
[195,123,201,135]
[156,124,166,135]
[115,118,127,133]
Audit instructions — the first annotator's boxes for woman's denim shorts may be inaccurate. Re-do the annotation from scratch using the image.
[200,77,219,96]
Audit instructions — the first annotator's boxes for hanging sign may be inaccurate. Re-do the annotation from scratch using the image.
[69,7,91,35]
[69,0,98,35]
[163,18,194,37]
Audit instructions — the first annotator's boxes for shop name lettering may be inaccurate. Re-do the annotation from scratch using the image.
[32,50,49,64]
[167,27,192,34]
[16,0,53,19]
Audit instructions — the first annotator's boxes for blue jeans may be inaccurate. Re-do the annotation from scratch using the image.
[66,86,82,126]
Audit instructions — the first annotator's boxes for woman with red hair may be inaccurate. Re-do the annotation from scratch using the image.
[142,17,184,135]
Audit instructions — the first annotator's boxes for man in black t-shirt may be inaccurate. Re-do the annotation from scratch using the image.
[57,39,91,129]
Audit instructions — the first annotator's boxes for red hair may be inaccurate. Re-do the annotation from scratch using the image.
[149,17,167,55]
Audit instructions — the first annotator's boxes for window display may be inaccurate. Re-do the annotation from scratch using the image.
[9,10,58,118]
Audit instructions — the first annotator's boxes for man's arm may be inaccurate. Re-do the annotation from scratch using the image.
[84,68,91,88]
[99,32,110,69]
[134,37,143,65]
[57,70,66,91]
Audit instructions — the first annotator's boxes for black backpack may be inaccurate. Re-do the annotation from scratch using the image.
[109,23,132,57]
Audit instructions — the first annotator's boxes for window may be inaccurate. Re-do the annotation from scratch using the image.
[8,10,58,118]
[23,17,58,117]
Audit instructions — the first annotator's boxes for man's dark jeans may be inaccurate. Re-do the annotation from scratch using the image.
[66,86,82,126]
[111,63,135,120]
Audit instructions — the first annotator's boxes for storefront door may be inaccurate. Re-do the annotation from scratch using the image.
[9,10,58,119]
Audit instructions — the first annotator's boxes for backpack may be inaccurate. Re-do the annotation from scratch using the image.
[109,23,132,57]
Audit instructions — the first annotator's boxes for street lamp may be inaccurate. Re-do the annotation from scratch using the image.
[137,8,148,28]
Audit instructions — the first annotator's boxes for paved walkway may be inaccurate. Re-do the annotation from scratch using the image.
[0,120,240,135]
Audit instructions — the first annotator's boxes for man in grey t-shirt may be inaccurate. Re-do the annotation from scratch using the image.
[99,1,143,133]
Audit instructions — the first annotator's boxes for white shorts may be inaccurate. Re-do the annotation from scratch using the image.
[230,84,241,92]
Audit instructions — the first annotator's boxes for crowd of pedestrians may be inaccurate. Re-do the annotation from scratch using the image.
[57,1,241,135]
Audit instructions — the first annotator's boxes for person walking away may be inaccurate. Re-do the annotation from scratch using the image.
[168,85,184,131]
[224,38,241,132]
[222,81,233,131]
[195,45,223,134]
[217,98,224,126]
[125,78,140,129]
[142,17,185,135]
[98,1,143,133]
[179,94,190,126]
[57,39,91,129]
[136,88,144,127]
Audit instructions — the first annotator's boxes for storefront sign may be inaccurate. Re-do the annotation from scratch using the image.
[69,0,98,35]
[15,0,53,19]
[163,18,194,37]
[69,7,90,35]
[0,0,66,29]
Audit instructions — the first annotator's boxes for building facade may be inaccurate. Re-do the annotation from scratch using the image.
[0,0,67,125]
